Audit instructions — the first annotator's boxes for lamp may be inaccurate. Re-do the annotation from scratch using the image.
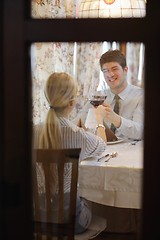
[103,0,115,4]
[78,0,146,18]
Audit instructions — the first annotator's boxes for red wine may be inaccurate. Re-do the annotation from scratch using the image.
[90,99,105,107]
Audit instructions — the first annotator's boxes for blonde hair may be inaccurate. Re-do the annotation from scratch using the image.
[38,72,78,149]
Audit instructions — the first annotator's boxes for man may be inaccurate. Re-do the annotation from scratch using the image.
[75,49,144,140]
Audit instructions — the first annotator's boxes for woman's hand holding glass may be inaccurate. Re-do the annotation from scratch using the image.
[94,105,107,124]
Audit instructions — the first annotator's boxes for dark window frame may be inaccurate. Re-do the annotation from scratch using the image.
[1,1,160,239]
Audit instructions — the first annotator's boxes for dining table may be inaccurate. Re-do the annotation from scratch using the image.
[78,139,143,233]
[78,139,143,210]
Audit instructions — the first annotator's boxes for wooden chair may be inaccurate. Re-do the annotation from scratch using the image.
[32,148,107,240]
[32,148,81,240]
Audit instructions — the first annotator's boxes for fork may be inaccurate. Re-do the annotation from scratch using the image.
[105,151,117,162]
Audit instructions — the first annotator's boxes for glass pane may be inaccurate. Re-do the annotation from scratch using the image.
[79,0,146,18]
[31,41,144,237]
[31,0,146,19]
[31,0,78,19]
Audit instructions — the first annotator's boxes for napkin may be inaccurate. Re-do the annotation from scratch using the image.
[103,121,118,142]
[85,108,98,131]
[77,118,88,131]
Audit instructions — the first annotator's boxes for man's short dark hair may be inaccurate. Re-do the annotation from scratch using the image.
[99,49,127,70]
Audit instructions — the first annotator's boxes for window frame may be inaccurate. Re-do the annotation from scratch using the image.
[1,1,160,240]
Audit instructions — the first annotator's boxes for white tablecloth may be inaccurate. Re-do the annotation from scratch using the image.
[78,140,143,209]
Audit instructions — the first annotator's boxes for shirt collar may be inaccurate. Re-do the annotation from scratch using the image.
[118,84,131,100]
[109,84,131,101]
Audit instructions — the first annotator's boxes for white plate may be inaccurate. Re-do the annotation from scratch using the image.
[107,138,124,145]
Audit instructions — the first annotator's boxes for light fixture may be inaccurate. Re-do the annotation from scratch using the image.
[103,0,115,4]
[78,0,146,18]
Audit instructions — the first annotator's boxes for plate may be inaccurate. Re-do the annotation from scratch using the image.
[107,138,124,145]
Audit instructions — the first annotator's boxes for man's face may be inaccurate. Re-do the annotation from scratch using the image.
[102,61,128,93]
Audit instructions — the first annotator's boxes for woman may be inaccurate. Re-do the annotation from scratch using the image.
[33,72,107,234]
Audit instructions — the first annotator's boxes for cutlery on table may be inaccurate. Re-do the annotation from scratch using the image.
[105,151,117,162]
[97,153,109,162]
[131,140,140,145]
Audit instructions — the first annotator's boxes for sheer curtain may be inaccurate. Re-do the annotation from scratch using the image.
[31,0,145,124]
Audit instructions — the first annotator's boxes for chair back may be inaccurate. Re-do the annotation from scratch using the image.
[32,148,81,240]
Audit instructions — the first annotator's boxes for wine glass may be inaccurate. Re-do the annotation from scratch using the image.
[89,90,107,107]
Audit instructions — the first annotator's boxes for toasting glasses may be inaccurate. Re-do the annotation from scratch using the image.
[89,89,107,107]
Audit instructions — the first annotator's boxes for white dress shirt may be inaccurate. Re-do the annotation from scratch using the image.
[104,84,144,140]
[74,84,144,140]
